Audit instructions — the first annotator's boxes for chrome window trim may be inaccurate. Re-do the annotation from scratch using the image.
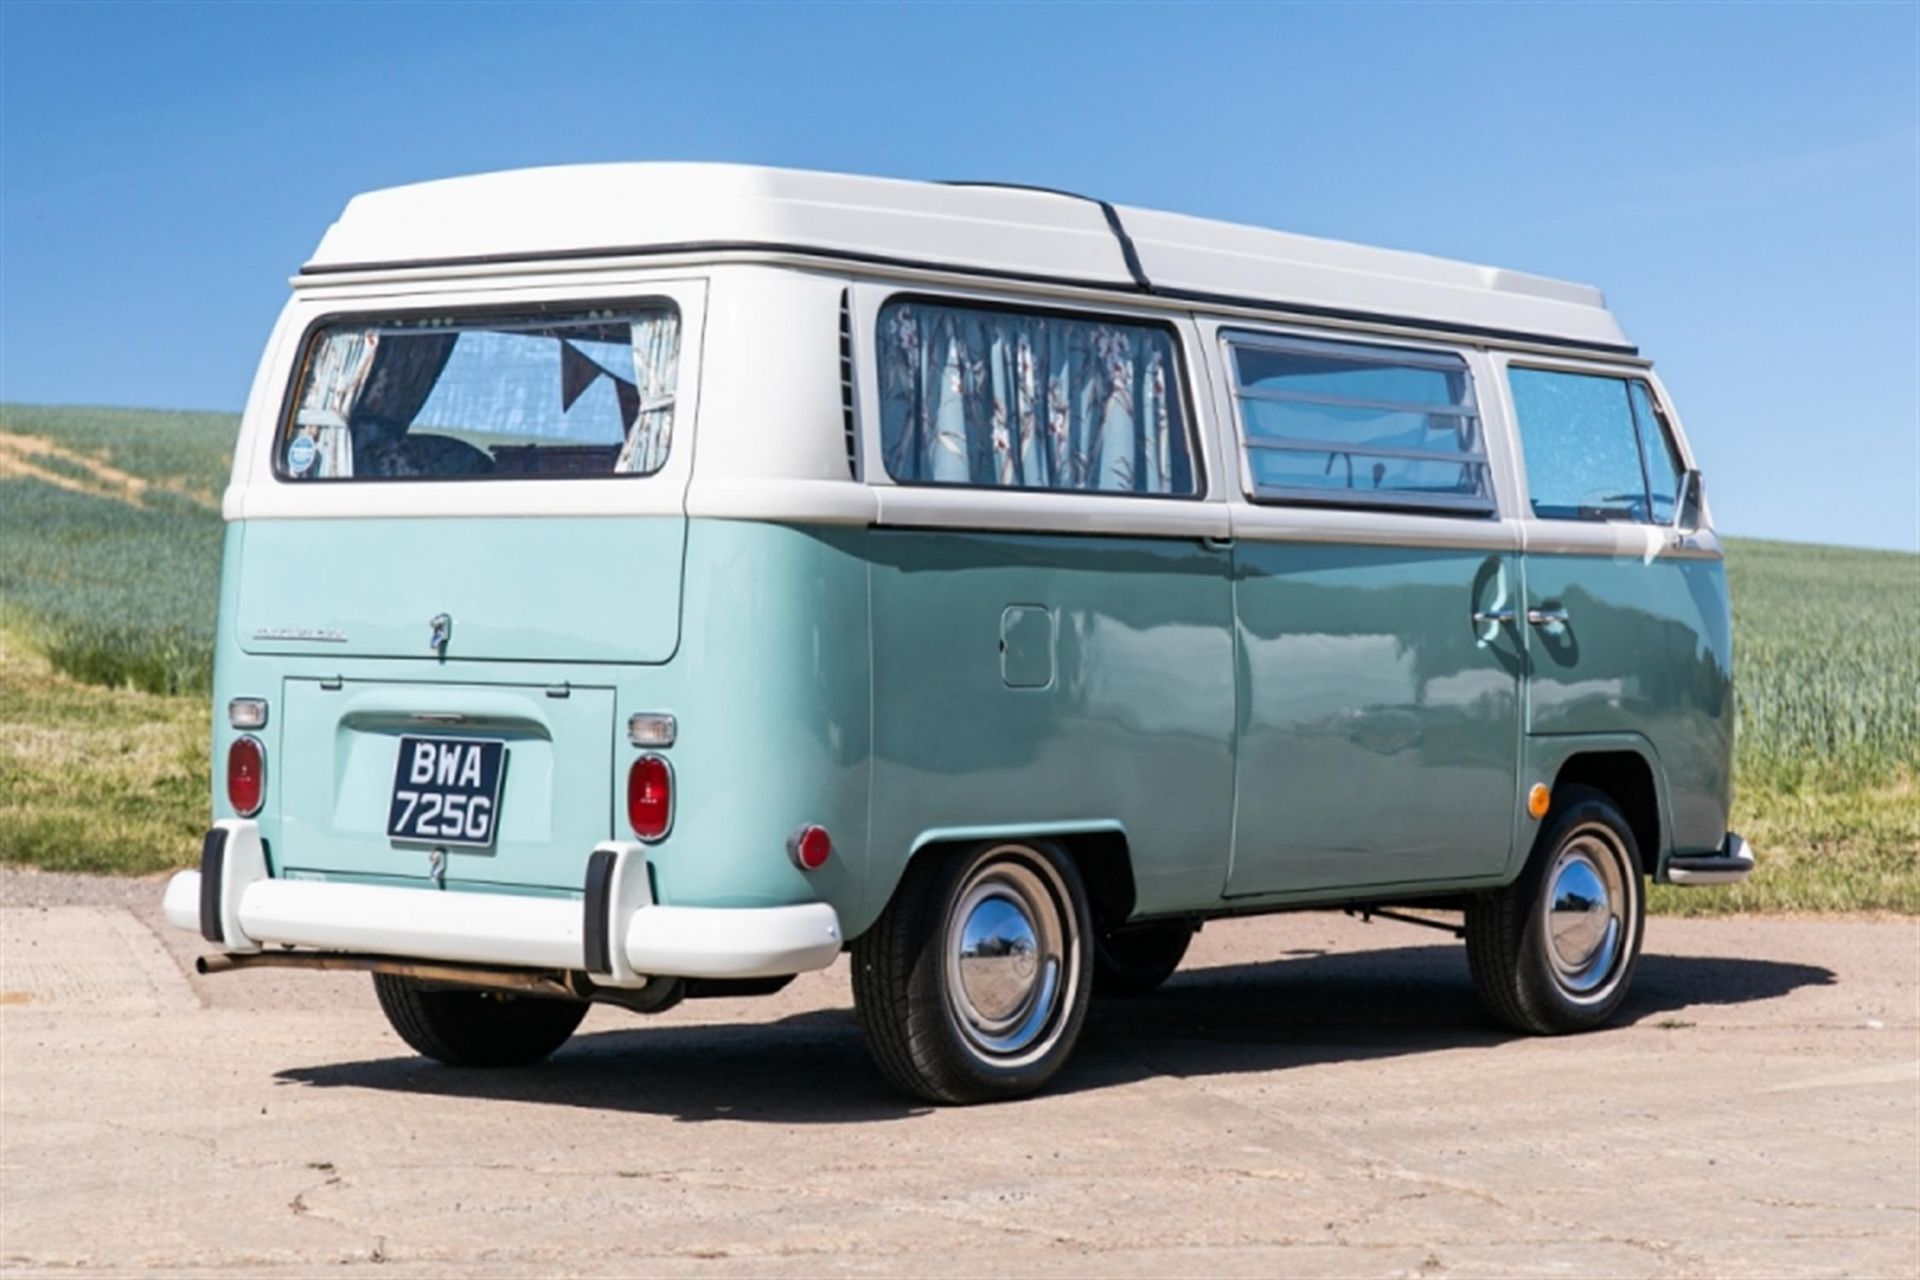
[1503,358,1695,530]
[1489,352,1720,561]
[270,298,685,487]
[1219,327,1495,517]
[864,290,1207,501]
[231,275,710,522]
[850,281,1231,537]
[1227,500,1521,552]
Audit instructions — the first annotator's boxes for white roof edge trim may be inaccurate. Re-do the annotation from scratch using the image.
[284,249,1652,367]
[300,163,1633,352]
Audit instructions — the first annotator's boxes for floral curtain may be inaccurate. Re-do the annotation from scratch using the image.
[878,301,1194,495]
[615,311,681,475]
[288,331,378,478]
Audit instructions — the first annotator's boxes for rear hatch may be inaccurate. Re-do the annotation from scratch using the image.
[236,516,682,664]
[236,290,702,891]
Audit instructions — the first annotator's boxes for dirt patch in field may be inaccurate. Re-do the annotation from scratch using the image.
[0,430,218,510]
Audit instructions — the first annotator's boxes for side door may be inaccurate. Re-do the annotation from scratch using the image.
[1215,327,1526,898]
[1496,358,1734,853]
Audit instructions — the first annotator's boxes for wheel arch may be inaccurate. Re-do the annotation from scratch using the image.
[848,821,1136,940]
[1545,744,1668,875]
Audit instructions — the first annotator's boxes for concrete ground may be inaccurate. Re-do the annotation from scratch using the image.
[1,868,1915,1278]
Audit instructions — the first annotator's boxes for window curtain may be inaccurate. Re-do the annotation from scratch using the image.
[614,311,680,475]
[291,331,379,478]
[878,302,1191,495]
[351,334,458,446]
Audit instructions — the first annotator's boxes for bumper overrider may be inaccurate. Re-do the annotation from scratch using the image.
[1664,833,1757,886]
[163,821,845,987]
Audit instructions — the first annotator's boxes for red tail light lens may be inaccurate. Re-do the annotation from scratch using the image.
[788,824,833,871]
[627,754,672,841]
[227,736,265,817]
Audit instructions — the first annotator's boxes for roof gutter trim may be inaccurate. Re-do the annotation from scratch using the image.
[296,239,1639,358]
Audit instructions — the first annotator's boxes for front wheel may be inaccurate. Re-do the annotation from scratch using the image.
[373,974,587,1067]
[1466,785,1645,1034]
[852,840,1093,1104]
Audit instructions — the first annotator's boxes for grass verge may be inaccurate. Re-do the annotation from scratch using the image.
[0,630,209,875]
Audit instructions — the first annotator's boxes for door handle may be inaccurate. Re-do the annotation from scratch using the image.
[1200,535,1235,552]
[1471,608,1516,626]
[1527,607,1571,627]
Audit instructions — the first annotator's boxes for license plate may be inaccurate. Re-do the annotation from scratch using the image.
[387,736,506,848]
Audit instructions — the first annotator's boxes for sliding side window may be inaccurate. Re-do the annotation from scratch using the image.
[1225,334,1493,514]
[875,297,1198,496]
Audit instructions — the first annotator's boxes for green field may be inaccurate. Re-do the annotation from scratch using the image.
[1,402,1914,911]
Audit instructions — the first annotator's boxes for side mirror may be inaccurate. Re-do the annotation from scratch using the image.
[1672,469,1705,532]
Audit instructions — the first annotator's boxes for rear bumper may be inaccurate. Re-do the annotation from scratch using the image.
[163,820,843,984]
[1664,833,1757,886]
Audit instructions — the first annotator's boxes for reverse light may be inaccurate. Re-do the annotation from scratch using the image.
[227,698,268,730]
[227,736,265,817]
[787,824,833,872]
[627,754,673,841]
[627,712,677,748]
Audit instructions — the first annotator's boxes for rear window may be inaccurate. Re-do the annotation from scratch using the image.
[279,304,680,481]
[875,297,1198,496]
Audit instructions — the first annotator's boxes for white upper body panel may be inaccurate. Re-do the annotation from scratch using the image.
[301,163,1632,353]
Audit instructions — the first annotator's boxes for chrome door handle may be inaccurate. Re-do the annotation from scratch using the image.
[1471,608,1516,626]
[1527,607,1570,627]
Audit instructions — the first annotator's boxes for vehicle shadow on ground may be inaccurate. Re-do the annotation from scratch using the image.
[273,945,1834,1124]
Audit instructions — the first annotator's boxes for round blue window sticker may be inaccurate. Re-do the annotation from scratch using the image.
[287,434,317,476]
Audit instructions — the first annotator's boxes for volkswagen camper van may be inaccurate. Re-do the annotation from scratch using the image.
[162,164,1753,1103]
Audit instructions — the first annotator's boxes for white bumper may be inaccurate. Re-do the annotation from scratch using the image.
[164,821,843,984]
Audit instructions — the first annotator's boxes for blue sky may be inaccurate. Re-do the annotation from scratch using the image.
[2,3,1914,550]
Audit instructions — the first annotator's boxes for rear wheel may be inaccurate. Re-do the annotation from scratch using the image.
[372,974,587,1067]
[1092,921,1193,997]
[852,840,1092,1104]
[1466,785,1645,1034]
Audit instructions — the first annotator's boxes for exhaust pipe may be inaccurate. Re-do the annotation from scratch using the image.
[192,949,691,1011]
[196,951,581,998]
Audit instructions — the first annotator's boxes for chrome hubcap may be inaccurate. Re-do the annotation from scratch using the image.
[944,849,1074,1064]
[1542,829,1629,997]
[957,895,1041,1022]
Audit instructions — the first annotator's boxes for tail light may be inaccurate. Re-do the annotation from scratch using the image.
[227,736,265,817]
[627,754,672,841]
[788,824,833,871]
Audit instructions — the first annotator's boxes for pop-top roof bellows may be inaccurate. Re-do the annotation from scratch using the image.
[302,163,1631,354]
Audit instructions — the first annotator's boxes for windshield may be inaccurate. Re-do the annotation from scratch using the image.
[279,304,680,481]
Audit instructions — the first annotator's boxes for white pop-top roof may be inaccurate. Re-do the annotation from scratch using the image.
[304,163,1632,353]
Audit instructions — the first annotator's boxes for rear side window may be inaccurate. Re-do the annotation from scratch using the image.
[876,298,1197,496]
[280,304,680,481]
[1509,368,1683,523]
[1224,334,1493,514]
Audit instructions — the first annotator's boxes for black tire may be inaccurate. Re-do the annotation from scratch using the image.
[1092,921,1193,997]
[1466,785,1646,1034]
[372,974,588,1067]
[852,840,1093,1104]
